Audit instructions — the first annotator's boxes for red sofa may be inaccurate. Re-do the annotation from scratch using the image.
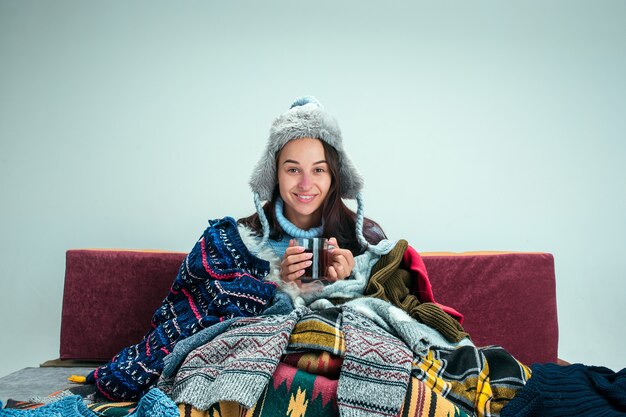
[59,249,558,367]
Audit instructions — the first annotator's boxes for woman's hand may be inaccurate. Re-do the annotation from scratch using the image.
[280,238,355,284]
[325,237,355,282]
[280,240,313,283]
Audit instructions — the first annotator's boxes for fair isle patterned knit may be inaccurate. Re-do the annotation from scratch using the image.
[338,307,413,417]
[168,307,309,410]
[86,217,278,401]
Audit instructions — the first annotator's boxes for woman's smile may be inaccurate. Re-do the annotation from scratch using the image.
[294,193,316,202]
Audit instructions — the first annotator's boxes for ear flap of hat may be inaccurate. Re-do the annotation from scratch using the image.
[249,146,278,202]
[338,155,364,199]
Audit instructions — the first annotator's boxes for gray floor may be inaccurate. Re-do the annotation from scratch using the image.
[0,367,94,406]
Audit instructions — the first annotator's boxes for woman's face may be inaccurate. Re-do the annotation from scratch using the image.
[277,138,332,230]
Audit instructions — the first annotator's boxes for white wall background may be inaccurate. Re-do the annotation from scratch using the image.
[1,1,624,377]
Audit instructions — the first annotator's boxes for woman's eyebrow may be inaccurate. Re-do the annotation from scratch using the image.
[282,159,327,165]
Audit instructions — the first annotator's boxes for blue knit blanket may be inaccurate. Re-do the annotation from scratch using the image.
[87,217,278,401]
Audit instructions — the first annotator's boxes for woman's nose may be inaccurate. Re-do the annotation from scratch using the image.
[298,173,311,189]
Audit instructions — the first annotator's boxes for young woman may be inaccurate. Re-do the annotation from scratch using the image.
[87,96,392,401]
[239,96,386,287]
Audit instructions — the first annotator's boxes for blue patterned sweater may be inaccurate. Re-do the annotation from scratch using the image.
[86,217,278,401]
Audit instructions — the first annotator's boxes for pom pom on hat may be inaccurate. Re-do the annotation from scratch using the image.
[290,96,322,109]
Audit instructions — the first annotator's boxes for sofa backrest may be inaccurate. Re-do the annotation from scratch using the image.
[422,252,558,365]
[59,249,558,366]
[60,249,186,362]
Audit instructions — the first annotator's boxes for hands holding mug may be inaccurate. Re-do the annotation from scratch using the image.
[280,237,355,284]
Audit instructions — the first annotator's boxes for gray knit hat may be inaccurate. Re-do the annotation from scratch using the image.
[249,96,364,201]
[249,96,368,253]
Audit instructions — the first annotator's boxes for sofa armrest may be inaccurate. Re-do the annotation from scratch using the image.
[421,251,559,365]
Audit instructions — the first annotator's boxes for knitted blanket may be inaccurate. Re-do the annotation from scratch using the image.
[6,305,520,417]
[158,308,346,409]
[177,360,340,417]
[87,217,278,401]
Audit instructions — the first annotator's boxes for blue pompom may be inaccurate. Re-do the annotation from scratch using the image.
[290,96,321,109]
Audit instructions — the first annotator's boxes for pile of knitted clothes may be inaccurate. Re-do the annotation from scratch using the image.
[77,216,532,416]
[158,306,528,417]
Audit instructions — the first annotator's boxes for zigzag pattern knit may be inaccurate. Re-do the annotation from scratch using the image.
[338,307,413,417]
[169,307,308,410]
[87,217,277,401]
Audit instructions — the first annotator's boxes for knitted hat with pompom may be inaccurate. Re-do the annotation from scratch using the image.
[248,96,368,253]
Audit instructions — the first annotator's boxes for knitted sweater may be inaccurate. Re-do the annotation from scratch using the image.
[87,217,278,401]
[501,363,626,416]
[365,239,468,343]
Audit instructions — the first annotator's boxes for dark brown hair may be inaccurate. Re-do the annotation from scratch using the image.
[238,140,386,256]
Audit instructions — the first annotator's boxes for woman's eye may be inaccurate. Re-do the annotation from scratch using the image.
[287,168,299,173]
[315,168,326,173]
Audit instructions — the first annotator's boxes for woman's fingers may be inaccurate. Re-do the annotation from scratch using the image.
[327,249,352,281]
[281,261,304,281]
[326,248,342,281]
[284,258,312,275]
[280,243,312,282]
[326,267,338,282]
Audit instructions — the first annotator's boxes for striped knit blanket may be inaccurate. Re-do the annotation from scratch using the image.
[87,217,278,401]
